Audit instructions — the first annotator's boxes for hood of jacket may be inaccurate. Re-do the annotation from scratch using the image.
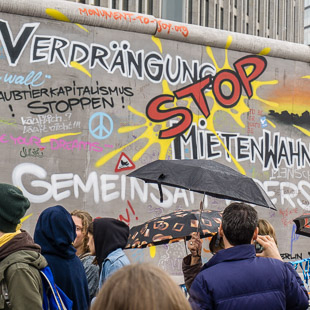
[0,249,47,282]
[34,205,77,259]
[93,218,129,267]
[0,230,41,261]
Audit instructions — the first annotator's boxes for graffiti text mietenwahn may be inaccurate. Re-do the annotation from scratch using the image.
[172,124,310,171]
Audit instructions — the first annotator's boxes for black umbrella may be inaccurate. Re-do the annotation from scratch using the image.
[127,159,276,210]
[125,209,222,249]
[293,214,310,237]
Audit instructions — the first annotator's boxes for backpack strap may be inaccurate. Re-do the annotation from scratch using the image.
[0,279,11,309]
[40,270,63,310]
[55,288,67,310]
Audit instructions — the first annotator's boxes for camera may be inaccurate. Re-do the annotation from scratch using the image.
[255,241,264,253]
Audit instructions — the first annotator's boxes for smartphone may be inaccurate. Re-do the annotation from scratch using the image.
[255,241,264,253]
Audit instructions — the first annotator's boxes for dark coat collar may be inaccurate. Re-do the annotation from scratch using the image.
[202,244,256,271]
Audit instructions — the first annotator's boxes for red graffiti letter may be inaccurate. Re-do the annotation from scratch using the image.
[174,75,212,119]
[234,55,267,98]
[146,94,193,139]
[213,70,241,108]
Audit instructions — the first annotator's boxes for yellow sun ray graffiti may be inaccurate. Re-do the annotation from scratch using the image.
[45,9,89,32]
[96,36,279,176]
[258,47,271,56]
[70,61,92,77]
[94,36,287,259]
[95,104,173,167]
[41,132,81,144]
[149,245,156,258]
[152,36,162,53]
[293,125,310,136]
[267,119,276,128]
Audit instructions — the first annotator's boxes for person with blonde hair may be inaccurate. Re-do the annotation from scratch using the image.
[71,210,99,300]
[91,263,192,310]
[71,210,92,257]
[258,218,278,245]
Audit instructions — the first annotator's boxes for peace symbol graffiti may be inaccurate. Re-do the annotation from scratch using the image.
[89,112,113,140]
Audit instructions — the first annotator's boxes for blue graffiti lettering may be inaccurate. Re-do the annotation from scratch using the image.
[0,71,49,87]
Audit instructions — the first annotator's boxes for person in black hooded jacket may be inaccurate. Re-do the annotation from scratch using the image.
[34,205,90,310]
[87,218,130,295]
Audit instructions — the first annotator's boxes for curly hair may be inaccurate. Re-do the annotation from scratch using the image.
[71,210,93,255]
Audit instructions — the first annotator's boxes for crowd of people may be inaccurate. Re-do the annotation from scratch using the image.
[0,183,308,310]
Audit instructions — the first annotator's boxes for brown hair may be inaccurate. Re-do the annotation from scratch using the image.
[87,221,94,235]
[91,263,192,310]
[209,232,224,254]
[258,218,278,246]
[222,202,258,246]
[71,210,93,255]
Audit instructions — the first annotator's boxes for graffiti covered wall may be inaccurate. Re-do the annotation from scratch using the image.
[0,0,310,275]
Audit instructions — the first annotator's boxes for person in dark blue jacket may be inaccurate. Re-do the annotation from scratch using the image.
[189,202,309,310]
[34,205,90,310]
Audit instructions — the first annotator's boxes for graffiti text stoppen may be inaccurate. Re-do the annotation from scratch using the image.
[146,55,267,139]
[0,19,214,85]
[0,82,134,115]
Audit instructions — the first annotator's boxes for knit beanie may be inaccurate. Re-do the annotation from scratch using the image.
[0,183,30,233]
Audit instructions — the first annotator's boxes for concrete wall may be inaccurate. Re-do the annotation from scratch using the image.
[66,0,305,44]
[0,0,310,276]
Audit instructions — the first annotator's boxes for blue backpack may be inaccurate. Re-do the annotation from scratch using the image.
[1,265,73,310]
[40,266,73,310]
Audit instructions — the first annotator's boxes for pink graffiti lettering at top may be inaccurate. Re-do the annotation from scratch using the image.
[10,135,43,147]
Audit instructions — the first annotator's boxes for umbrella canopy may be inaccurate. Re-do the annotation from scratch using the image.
[127,159,276,210]
[125,209,222,249]
[293,214,310,237]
